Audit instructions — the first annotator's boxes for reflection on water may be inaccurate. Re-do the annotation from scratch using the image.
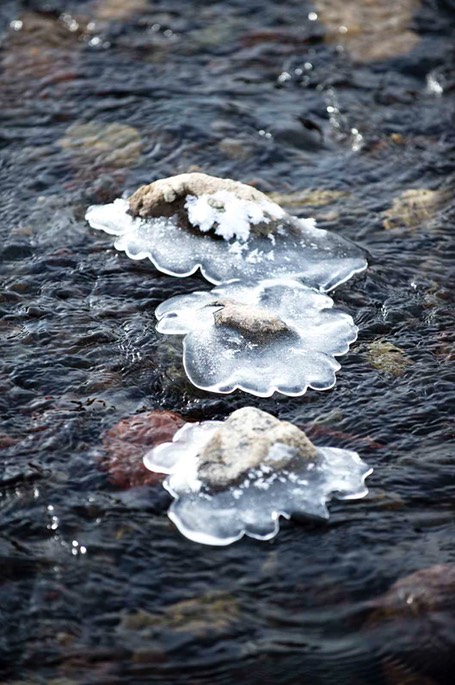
[1,0,455,682]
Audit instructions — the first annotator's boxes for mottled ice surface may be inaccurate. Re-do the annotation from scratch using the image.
[155,278,358,397]
[143,421,373,546]
[85,197,367,290]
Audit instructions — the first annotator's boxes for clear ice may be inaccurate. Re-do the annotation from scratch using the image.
[85,196,367,291]
[155,278,358,397]
[143,421,373,546]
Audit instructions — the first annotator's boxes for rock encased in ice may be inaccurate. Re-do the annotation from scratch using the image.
[85,172,367,290]
[143,408,372,546]
[197,407,317,489]
[155,278,358,397]
[212,300,290,339]
[129,173,285,240]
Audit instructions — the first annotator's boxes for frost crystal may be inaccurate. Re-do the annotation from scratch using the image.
[184,190,284,242]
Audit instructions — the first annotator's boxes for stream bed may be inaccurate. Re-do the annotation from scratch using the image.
[1,1,455,683]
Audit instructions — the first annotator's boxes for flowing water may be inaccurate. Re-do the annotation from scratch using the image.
[1,0,455,683]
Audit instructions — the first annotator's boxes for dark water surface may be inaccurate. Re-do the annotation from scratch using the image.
[1,0,455,683]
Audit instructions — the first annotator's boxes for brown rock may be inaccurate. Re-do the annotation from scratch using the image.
[268,188,349,209]
[213,301,290,339]
[383,188,448,231]
[128,172,284,236]
[366,565,455,680]
[197,407,318,489]
[95,0,150,21]
[372,565,455,619]
[366,340,413,377]
[59,122,142,169]
[314,0,420,63]
[119,591,239,639]
[101,410,185,488]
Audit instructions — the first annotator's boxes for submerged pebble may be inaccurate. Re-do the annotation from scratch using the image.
[366,340,413,377]
[143,407,372,545]
[100,410,185,488]
[313,0,420,62]
[382,188,448,231]
[59,122,142,170]
[366,565,455,680]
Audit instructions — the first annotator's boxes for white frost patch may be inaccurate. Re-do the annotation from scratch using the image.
[143,419,372,546]
[426,71,444,96]
[184,191,285,243]
[85,198,139,236]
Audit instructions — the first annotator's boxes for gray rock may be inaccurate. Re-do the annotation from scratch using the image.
[197,407,318,490]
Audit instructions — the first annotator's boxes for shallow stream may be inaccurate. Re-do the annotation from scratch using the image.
[1,1,455,683]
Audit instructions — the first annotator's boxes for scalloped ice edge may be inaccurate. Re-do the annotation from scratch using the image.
[143,423,373,546]
[86,199,368,290]
[164,448,372,545]
[182,353,341,398]
[167,504,283,546]
[119,241,367,290]
[180,329,358,399]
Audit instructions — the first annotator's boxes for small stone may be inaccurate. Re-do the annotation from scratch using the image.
[95,0,150,21]
[213,301,290,338]
[101,410,185,488]
[218,137,252,161]
[197,407,318,489]
[383,189,447,231]
[119,592,239,638]
[366,340,413,377]
[269,188,349,209]
[373,565,455,618]
[59,122,142,169]
[367,565,455,683]
[0,432,19,449]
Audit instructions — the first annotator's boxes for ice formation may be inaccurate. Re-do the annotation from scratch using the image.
[85,173,367,290]
[143,408,372,546]
[155,278,358,397]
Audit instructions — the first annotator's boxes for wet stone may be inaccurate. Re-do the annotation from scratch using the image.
[95,0,151,21]
[372,565,455,617]
[212,301,290,339]
[59,122,142,169]
[382,189,448,231]
[101,410,185,488]
[118,591,239,639]
[314,0,420,63]
[268,188,350,209]
[366,564,455,679]
[366,340,413,377]
[218,137,252,160]
[197,407,318,490]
